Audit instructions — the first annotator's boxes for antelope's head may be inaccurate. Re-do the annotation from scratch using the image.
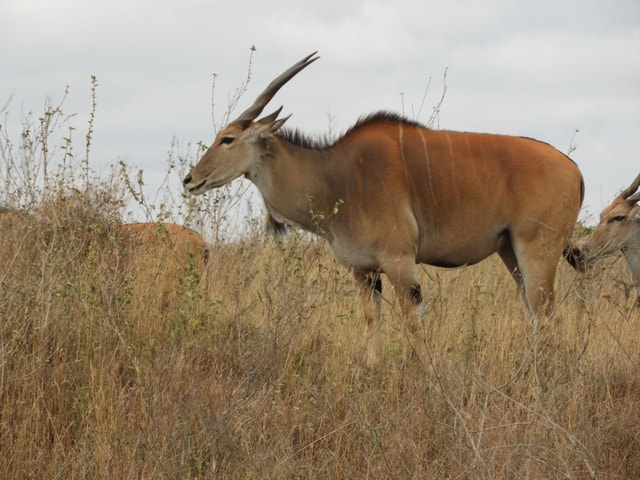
[585,173,640,258]
[183,52,319,195]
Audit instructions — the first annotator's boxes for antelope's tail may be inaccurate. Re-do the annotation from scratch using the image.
[564,245,586,272]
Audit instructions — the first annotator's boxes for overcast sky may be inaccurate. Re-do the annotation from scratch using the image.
[2,0,639,225]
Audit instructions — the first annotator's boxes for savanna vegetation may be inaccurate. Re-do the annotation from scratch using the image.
[1,66,638,479]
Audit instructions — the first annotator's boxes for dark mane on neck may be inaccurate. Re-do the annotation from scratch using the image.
[276,128,335,151]
[276,110,427,151]
[352,111,426,130]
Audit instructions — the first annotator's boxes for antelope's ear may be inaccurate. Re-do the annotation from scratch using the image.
[632,205,640,221]
[628,190,640,206]
[258,114,292,138]
[257,106,284,125]
[270,115,292,133]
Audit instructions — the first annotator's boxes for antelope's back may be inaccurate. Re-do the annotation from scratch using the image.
[400,128,584,234]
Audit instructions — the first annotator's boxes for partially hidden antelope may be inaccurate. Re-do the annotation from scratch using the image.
[183,52,585,366]
[118,223,210,308]
[0,211,209,308]
[581,173,640,306]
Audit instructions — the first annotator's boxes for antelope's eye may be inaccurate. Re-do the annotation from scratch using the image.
[220,136,235,146]
[610,215,626,223]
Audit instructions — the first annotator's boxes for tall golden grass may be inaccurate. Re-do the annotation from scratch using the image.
[1,196,638,478]
[2,71,638,479]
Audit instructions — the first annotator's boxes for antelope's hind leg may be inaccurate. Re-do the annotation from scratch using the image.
[497,235,526,304]
[510,232,566,333]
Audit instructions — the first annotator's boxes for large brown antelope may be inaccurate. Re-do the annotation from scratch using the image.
[582,173,640,306]
[183,52,585,366]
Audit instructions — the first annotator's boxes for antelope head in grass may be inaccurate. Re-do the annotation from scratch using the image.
[581,173,640,307]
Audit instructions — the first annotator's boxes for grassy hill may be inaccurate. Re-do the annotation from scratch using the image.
[1,84,638,479]
[1,201,638,478]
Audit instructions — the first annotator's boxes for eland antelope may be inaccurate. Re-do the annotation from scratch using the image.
[0,210,209,308]
[118,223,209,307]
[582,173,640,306]
[183,52,585,365]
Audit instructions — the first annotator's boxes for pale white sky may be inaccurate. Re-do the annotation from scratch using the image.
[2,0,639,225]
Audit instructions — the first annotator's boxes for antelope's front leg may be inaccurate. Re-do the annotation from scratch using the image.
[385,258,428,364]
[354,270,382,367]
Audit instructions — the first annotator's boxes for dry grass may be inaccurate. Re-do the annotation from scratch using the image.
[2,74,638,479]
[1,198,638,479]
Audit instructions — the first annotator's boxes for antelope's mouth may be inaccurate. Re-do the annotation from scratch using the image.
[187,177,236,195]
[185,179,208,195]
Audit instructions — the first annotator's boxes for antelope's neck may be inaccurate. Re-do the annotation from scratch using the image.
[249,138,337,236]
